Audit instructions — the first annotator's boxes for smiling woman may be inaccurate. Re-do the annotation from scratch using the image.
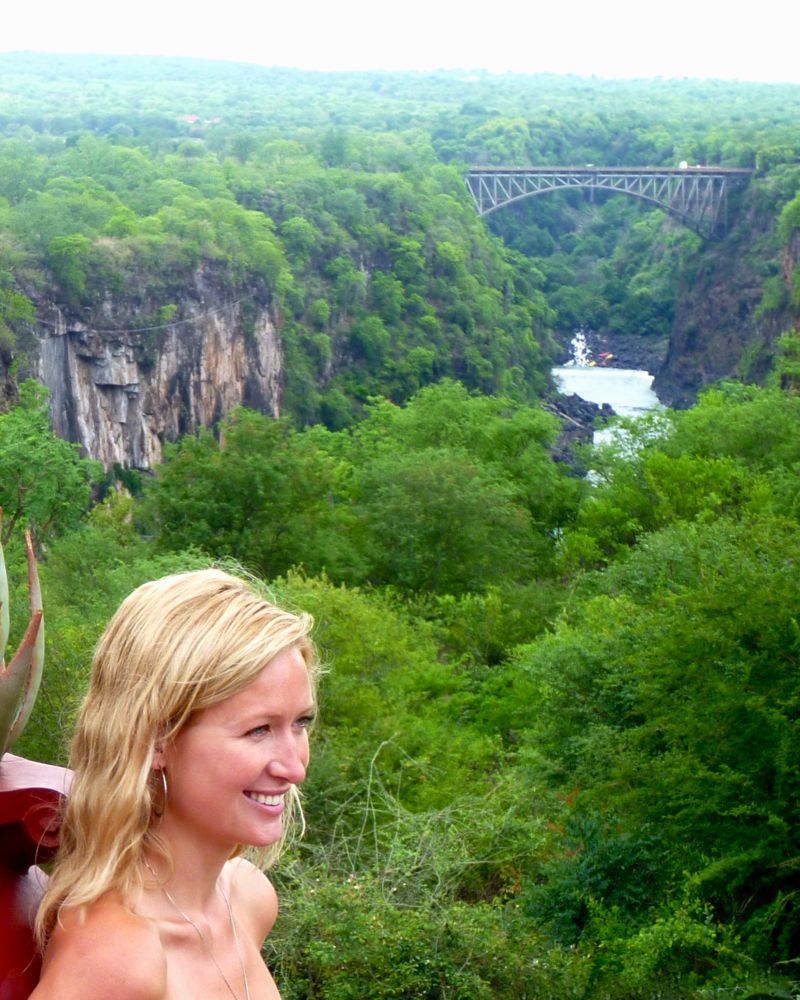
[30,569,318,1000]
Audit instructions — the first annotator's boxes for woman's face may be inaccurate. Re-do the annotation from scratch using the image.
[159,645,315,853]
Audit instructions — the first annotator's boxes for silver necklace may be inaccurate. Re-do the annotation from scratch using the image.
[145,862,251,1000]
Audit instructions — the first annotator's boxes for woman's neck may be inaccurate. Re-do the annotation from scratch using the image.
[143,821,235,916]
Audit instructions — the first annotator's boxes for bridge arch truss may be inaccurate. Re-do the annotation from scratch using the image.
[465,166,752,239]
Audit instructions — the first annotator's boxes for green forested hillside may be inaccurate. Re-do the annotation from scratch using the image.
[2,55,800,999]
[1,54,799,419]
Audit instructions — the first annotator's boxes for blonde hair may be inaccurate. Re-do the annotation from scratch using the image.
[35,568,316,948]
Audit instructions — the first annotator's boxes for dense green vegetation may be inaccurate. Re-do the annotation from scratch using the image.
[9,369,800,999]
[2,54,800,998]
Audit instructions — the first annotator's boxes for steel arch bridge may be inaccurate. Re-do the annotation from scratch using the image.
[464,165,753,239]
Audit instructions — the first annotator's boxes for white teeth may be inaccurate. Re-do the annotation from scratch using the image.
[246,792,283,806]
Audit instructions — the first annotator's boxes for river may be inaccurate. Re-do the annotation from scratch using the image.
[552,333,662,445]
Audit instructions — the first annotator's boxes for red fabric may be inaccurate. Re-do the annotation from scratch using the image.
[0,755,71,998]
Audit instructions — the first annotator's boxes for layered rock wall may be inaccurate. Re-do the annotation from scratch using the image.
[783,230,800,325]
[35,296,282,469]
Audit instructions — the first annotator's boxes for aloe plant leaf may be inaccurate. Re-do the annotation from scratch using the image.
[0,610,43,754]
[0,509,8,656]
[6,532,45,748]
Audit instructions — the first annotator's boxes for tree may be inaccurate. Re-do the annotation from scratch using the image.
[515,515,800,963]
[0,381,100,545]
[142,409,355,581]
[0,263,34,358]
[354,447,536,594]
[349,380,579,533]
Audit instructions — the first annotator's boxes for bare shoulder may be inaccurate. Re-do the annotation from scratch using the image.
[32,896,167,1000]
[225,857,279,942]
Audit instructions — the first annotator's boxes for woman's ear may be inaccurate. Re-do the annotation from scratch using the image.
[152,727,170,770]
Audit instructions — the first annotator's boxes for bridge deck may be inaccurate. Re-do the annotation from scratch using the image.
[469,165,754,176]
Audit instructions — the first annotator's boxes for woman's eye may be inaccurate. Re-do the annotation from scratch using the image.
[247,724,270,737]
[295,715,316,730]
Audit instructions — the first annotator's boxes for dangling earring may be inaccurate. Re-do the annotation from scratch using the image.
[152,768,168,818]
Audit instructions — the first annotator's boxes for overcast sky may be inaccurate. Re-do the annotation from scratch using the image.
[2,0,798,84]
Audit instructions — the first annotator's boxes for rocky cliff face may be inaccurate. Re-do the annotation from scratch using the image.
[654,191,792,408]
[783,230,800,317]
[654,272,760,409]
[34,290,282,469]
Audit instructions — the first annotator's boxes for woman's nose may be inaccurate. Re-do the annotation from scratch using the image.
[267,733,308,784]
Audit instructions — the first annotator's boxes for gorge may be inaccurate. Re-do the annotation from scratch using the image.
[0,55,797,470]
